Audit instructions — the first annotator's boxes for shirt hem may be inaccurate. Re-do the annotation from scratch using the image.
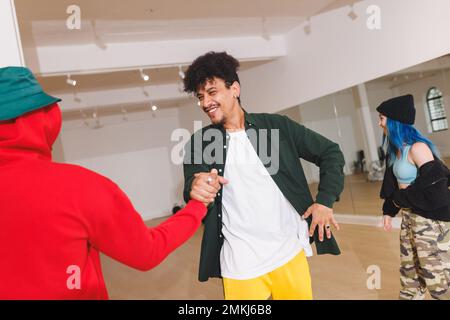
[221,245,307,281]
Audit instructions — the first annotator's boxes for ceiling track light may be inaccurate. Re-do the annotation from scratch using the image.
[151,104,158,118]
[66,73,77,86]
[178,65,185,80]
[140,68,150,82]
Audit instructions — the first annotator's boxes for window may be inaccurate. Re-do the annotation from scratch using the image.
[426,87,448,132]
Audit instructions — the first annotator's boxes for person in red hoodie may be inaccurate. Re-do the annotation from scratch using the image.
[0,66,226,300]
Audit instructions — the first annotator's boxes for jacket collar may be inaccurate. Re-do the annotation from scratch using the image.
[243,109,257,127]
[211,108,257,132]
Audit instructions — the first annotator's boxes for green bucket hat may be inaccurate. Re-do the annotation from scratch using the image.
[0,66,61,121]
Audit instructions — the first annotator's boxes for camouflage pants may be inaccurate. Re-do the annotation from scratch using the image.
[399,209,450,300]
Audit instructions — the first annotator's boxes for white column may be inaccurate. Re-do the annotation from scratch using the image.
[0,0,25,67]
[353,84,380,168]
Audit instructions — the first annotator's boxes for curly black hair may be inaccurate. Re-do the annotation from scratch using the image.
[183,51,241,96]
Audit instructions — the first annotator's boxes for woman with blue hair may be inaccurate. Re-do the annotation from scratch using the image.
[378,94,450,300]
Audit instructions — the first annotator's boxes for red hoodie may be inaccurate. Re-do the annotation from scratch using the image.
[0,103,206,299]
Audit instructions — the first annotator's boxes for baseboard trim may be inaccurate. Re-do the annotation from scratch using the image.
[334,213,401,229]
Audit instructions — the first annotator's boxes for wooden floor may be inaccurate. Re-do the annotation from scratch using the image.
[102,221,405,300]
[101,157,450,300]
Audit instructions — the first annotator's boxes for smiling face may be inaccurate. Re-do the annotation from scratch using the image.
[378,113,387,135]
[196,77,241,126]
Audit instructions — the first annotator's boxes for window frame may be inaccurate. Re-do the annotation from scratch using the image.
[426,87,448,132]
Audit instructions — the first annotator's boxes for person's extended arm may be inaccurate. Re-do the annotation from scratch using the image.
[83,180,207,271]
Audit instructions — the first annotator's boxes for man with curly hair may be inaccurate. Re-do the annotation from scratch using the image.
[183,51,345,300]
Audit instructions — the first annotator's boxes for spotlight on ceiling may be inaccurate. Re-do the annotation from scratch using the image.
[140,69,150,82]
[151,105,158,111]
[178,65,185,80]
[66,74,77,86]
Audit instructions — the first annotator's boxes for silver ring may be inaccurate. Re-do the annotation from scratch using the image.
[206,176,213,184]
[325,225,331,229]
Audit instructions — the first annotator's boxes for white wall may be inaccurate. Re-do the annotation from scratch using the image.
[240,0,450,115]
[0,0,24,67]
[57,107,183,220]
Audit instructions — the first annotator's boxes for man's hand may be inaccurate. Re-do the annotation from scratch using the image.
[190,169,229,207]
[382,215,392,232]
[303,203,339,242]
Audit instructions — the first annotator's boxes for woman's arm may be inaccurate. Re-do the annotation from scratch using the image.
[392,143,446,210]
[410,142,434,167]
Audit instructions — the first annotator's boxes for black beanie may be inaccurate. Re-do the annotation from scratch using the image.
[376,94,416,125]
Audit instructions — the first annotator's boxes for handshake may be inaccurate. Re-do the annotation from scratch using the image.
[190,169,229,207]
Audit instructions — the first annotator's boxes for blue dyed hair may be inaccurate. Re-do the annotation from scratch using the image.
[382,118,440,166]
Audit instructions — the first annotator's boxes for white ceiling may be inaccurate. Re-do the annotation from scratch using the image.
[13,0,360,112]
[15,0,361,46]
[19,0,447,115]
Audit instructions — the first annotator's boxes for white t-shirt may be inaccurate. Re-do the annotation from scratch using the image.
[220,130,312,280]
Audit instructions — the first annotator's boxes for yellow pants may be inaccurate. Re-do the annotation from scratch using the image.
[223,250,313,300]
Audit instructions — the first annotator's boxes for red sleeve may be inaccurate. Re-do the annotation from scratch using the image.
[83,181,206,271]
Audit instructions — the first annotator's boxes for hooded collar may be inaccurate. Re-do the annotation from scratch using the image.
[0,103,62,166]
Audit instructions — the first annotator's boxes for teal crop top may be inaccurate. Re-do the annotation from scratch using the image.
[393,145,418,184]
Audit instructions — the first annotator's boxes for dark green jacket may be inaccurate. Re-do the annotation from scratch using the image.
[183,111,345,282]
